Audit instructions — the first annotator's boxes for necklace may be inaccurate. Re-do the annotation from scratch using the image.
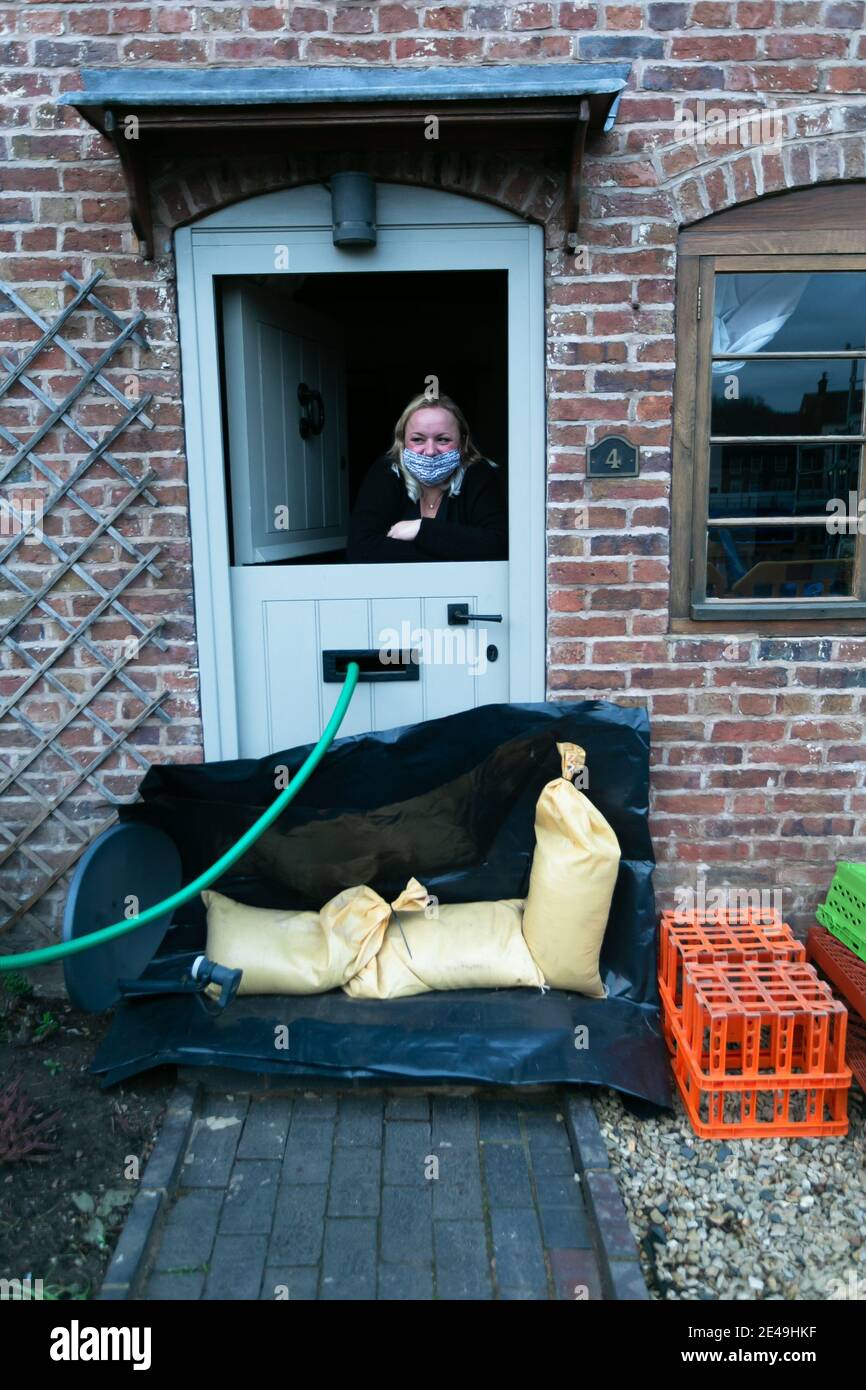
[422,492,443,515]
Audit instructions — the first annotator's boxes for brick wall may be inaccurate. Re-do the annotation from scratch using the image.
[2,1,865,943]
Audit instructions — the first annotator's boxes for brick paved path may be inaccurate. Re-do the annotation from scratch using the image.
[142,1089,608,1301]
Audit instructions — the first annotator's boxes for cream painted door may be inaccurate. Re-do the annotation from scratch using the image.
[176,183,545,760]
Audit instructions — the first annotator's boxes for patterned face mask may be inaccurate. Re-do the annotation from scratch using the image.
[401,445,462,486]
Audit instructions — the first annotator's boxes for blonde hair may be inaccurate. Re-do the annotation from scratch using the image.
[385,392,491,500]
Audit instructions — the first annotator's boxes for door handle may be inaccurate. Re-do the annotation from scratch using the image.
[298,383,325,439]
[447,603,503,626]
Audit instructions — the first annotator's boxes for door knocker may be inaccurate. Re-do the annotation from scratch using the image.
[298,383,325,440]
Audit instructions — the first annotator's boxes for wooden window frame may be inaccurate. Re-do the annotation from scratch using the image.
[671,214,866,635]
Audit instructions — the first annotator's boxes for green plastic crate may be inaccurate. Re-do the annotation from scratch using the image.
[816,862,866,964]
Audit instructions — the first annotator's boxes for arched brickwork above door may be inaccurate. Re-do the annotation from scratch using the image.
[149,147,560,259]
[652,102,866,226]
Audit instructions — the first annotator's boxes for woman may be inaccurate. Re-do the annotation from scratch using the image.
[347,393,507,563]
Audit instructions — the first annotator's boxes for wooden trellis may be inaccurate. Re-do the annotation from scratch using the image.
[0,270,170,949]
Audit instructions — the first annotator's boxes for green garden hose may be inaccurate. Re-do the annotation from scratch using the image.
[0,662,361,972]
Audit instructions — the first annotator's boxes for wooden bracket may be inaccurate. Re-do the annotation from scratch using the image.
[563,99,590,255]
[101,108,155,261]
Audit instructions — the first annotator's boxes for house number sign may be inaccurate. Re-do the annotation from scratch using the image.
[587,434,640,478]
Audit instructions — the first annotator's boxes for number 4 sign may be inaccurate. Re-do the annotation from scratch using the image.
[587,434,640,478]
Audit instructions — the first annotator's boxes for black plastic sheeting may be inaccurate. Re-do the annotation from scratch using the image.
[92,699,672,1107]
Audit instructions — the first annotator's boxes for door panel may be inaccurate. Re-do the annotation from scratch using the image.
[223,284,348,562]
[231,563,509,756]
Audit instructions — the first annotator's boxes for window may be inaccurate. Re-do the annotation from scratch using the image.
[671,184,866,627]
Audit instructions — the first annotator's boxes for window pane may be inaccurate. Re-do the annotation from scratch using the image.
[708,442,862,518]
[713,272,866,357]
[711,358,864,437]
[705,525,854,598]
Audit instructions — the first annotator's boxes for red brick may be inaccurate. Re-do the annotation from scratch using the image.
[596,536,667,562]
[512,2,555,25]
[828,66,866,91]
[213,36,300,57]
[737,694,776,715]
[394,36,483,56]
[636,395,673,422]
[790,719,863,740]
[334,6,375,32]
[631,559,669,583]
[605,5,644,27]
[549,642,588,664]
[589,586,663,610]
[675,841,751,861]
[650,692,691,713]
[691,0,734,19]
[548,535,587,557]
[122,37,208,60]
[18,8,65,33]
[711,720,787,742]
[289,6,329,28]
[728,63,820,92]
[466,3,508,23]
[158,7,194,32]
[654,770,703,790]
[423,6,465,27]
[736,0,774,21]
[548,671,624,694]
[548,561,629,584]
[551,615,627,636]
[826,743,866,762]
[69,9,110,33]
[548,481,586,503]
[766,32,848,57]
[672,35,757,58]
[710,665,787,688]
[593,640,669,663]
[109,8,152,34]
[248,6,287,30]
[548,397,627,422]
[549,589,588,613]
[560,3,600,26]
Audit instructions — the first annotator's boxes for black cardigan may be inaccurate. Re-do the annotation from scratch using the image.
[347,454,508,563]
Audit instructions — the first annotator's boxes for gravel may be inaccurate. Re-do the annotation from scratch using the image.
[592,1083,866,1300]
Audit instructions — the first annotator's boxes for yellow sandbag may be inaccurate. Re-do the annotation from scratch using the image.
[521,742,620,997]
[202,884,390,995]
[344,877,545,1000]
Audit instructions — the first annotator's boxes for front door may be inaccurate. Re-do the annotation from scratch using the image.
[176,183,545,759]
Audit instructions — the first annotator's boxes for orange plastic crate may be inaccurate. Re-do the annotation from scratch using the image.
[660,905,784,927]
[658,917,804,1052]
[845,1015,866,1095]
[670,960,851,1139]
[806,923,866,1027]
[673,1045,851,1139]
[806,924,866,1095]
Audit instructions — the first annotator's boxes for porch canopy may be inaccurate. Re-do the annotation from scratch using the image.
[59,64,631,259]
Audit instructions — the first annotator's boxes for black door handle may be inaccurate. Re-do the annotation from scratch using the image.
[298,383,325,439]
[447,603,503,626]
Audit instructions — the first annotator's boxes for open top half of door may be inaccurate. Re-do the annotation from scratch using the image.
[222,280,348,564]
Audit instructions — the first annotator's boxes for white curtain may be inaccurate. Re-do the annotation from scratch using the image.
[712,273,811,374]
